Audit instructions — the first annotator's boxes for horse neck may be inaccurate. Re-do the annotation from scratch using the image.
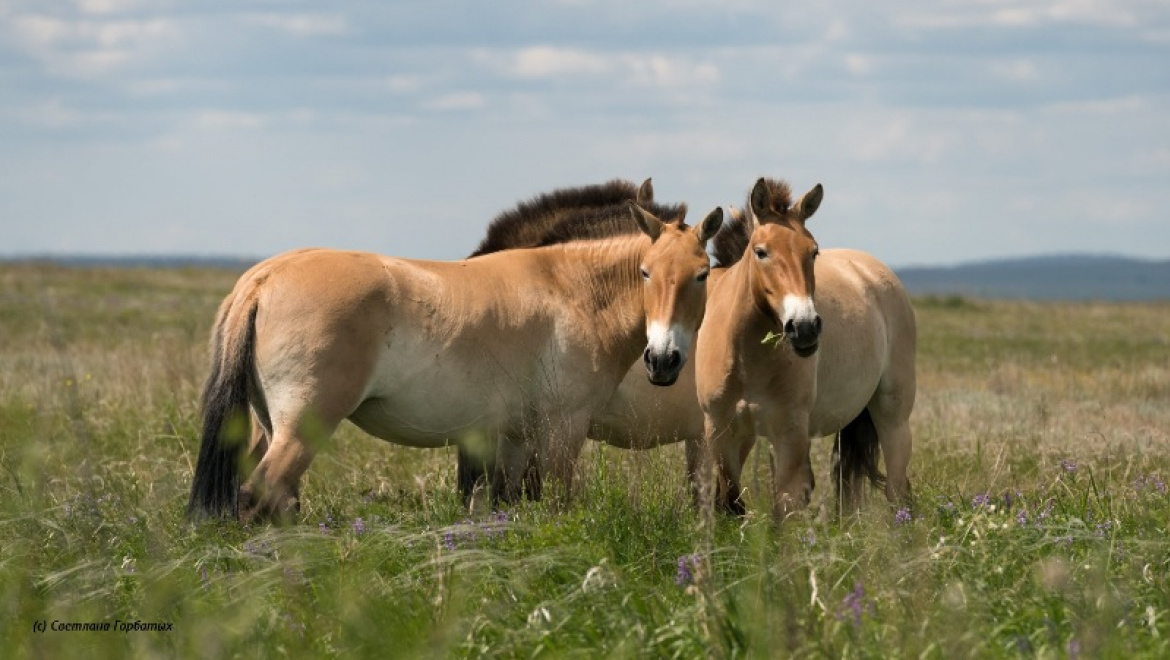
[713,252,773,339]
[550,236,648,366]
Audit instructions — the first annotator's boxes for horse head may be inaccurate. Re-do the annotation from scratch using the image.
[630,202,723,385]
[744,178,824,358]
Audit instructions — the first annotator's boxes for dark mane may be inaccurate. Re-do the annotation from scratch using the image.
[749,177,794,223]
[469,180,643,257]
[710,206,751,267]
[533,199,688,248]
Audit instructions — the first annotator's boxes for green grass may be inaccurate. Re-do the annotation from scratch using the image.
[1,266,1168,658]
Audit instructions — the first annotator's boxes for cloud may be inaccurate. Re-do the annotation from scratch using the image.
[6,13,181,76]
[423,92,487,111]
[474,46,720,90]
[193,110,267,131]
[243,13,350,37]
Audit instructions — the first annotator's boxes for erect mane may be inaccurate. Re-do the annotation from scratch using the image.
[710,206,751,267]
[469,180,641,257]
[469,180,688,256]
[747,177,794,224]
[533,199,688,248]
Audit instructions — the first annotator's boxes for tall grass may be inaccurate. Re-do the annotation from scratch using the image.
[1,266,1167,658]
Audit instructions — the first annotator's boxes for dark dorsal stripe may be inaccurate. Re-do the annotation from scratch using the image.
[469,180,687,257]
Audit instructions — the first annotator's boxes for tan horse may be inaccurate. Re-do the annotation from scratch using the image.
[459,179,915,519]
[187,185,723,521]
[694,178,917,517]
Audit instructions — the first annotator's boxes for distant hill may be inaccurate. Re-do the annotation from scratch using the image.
[895,254,1170,301]
[3,253,1168,301]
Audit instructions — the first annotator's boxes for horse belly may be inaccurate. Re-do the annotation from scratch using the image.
[348,346,511,448]
[807,291,888,438]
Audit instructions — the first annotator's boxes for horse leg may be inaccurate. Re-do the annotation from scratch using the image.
[870,408,913,506]
[457,445,492,508]
[243,411,270,475]
[760,411,814,520]
[491,434,530,505]
[702,407,753,516]
[537,411,590,504]
[238,407,341,524]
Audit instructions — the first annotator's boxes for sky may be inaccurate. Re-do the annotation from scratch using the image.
[2,0,1168,267]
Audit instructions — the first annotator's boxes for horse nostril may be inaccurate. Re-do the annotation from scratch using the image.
[813,316,822,335]
[643,348,652,364]
[666,350,681,370]
[784,319,796,337]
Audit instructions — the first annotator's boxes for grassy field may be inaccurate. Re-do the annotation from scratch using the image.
[1,264,1168,658]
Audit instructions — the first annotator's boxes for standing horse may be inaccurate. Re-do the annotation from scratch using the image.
[694,178,917,517]
[187,183,723,522]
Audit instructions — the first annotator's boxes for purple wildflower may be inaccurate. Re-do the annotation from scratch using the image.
[1068,639,1081,660]
[1060,459,1078,474]
[319,522,328,534]
[971,492,990,509]
[1096,520,1113,538]
[352,517,366,536]
[444,531,455,551]
[1016,509,1028,526]
[200,566,210,591]
[894,508,912,525]
[1134,474,1168,495]
[837,581,874,628]
[675,554,701,586]
[800,529,816,546]
[1038,499,1054,521]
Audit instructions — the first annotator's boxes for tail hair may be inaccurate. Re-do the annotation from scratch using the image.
[832,408,887,494]
[187,299,257,519]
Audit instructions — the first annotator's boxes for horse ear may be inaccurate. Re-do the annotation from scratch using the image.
[636,178,654,205]
[693,207,723,245]
[629,202,663,241]
[796,183,824,222]
[749,177,770,220]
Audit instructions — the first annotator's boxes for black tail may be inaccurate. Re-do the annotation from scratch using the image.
[832,408,887,498]
[187,304,257,519]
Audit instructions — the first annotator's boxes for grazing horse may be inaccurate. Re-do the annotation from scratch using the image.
[694,178,917,517]
[187,182,723,522]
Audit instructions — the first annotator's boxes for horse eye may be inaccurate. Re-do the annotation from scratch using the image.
[640,267,651,280]
[696,269,709,283]
[753,247,767,260]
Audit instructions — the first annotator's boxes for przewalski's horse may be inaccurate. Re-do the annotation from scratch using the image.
[695,178,917,518]
[188,182,723,522]
[453,181,712,499]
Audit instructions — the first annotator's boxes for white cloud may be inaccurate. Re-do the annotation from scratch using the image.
[75,0,142,15]
[989,59,1040,83]
[898,0,1145,29]
[6,14,180,77]
[424,92,486,111]
[244,13,350,37]
[475,46,720,90]
[1040,95,1148,116]
[193,110,267,130]
[386,74,424,93]
[509,46,611,77]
